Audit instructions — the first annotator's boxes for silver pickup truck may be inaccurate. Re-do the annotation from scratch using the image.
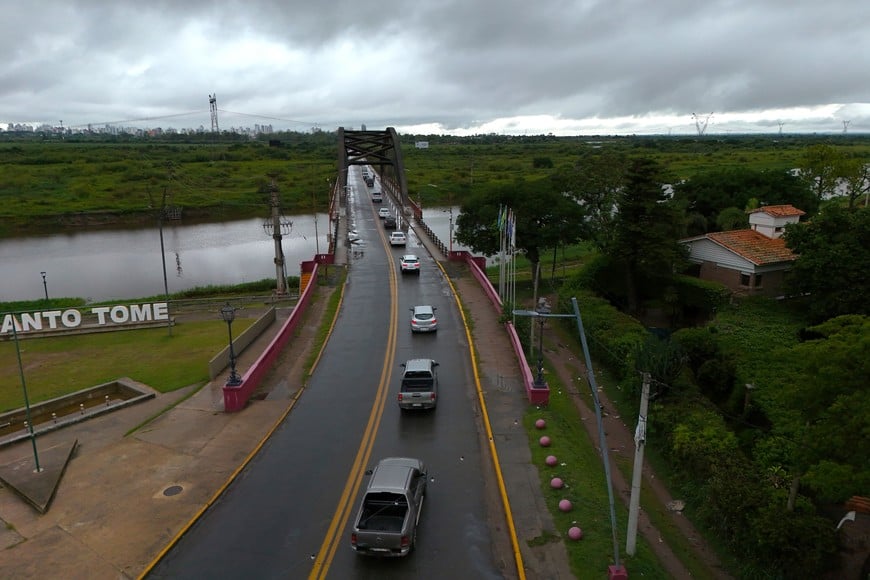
[350,457,427,557]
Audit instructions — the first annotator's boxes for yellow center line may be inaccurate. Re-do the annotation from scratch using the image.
[308,218,399,580]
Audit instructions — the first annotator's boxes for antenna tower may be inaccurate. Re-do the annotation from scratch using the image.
[209,93,219,133]
[692,112,713,136]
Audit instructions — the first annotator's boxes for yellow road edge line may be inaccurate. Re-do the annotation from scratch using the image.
[137,366,313,579]
[138,271,349,579]
[437,259,527,580]
[309,215,400,579]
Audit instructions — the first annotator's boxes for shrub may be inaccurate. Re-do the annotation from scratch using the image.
[665,404,741,482]
[746,496,838,578]
[673,274,730,322]
[671,326,719,375]
[696,356,737,403]
[557,290,647,380]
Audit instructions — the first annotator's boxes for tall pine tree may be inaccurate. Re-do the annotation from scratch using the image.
[609,158,686,313]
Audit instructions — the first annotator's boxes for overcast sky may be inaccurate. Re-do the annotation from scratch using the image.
[2,0,868,136]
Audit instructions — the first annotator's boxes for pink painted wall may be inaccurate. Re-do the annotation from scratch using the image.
[223,261,319,412]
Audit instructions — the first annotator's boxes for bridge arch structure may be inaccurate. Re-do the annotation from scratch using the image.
[337,127,414,215]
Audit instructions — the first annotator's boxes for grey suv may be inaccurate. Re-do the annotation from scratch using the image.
[397,359,439,411]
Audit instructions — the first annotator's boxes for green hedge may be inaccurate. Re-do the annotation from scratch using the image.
[556,287,648,380]
[673,274,730,319]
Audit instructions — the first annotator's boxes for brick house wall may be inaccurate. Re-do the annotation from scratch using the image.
[699,262,788,297]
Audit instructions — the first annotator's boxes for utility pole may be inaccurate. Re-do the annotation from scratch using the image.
[263,174,291,296]
[158,186,172,336]
[147,178,173,337]
[626,372,651,555]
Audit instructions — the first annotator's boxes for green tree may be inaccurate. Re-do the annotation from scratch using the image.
[454,177,585,281]
[775,316,870,504]
[783,205,870,321]
[838,157,870,208]
[608,158,686,313]
[673,167,816,230]
[799,144,842,202]
[551,148,629,253]
[715,206,748,231]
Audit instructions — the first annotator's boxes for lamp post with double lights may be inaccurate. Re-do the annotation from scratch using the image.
[220,302,242,386]
[442,206,455,254]
[514,305,562,390]
[513,297,627,579]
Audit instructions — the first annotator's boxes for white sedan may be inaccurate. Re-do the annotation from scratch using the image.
[389,232,407,246]
[378,207,391,218]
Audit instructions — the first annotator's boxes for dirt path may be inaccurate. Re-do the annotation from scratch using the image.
[542,320,732,579]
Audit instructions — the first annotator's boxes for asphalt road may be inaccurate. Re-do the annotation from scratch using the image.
[148,173,508,578]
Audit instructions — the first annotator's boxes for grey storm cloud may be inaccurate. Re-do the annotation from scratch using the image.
[1,0,868,135]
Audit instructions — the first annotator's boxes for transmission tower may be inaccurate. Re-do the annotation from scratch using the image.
[778,121,785,136]
[843,120,850,134]
[209,93,219,133]
[692,112,713,136]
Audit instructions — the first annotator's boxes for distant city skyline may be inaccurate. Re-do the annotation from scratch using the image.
[3,103,867,137]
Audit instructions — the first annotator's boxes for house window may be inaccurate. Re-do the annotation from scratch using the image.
[740,273,751,286]
[754,274,763,288]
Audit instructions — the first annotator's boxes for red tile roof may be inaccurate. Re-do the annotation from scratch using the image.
[747,204,805,217]
[706,230,797,265]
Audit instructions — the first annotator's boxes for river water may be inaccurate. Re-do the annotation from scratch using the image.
[0,207,462,303]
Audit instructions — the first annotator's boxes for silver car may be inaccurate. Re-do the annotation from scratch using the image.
[410,305,437,332]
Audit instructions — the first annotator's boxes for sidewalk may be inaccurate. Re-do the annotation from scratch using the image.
[0,306,305,579]
[0,216,573,580]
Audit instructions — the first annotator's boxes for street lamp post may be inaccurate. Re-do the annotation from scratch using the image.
[513,298,627,578]
[12,321,41,472]
[220,302,242,386]
[40,272,48,301]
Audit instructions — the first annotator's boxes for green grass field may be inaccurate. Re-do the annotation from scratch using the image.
[1,317,255,412]
[3,133,869,237]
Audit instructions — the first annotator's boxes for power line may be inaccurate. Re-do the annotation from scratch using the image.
[67,110,204,129]
[217,108,316,127]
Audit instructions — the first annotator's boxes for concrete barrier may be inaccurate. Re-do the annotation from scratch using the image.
[223,261,320,412]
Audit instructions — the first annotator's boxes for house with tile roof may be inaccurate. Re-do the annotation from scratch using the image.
[680,205,805,296]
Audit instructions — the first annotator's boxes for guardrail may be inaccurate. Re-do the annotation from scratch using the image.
[416,218,452,258]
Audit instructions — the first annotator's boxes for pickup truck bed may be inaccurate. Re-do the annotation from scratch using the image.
[351,458,427,557]
[359,514,405,532]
